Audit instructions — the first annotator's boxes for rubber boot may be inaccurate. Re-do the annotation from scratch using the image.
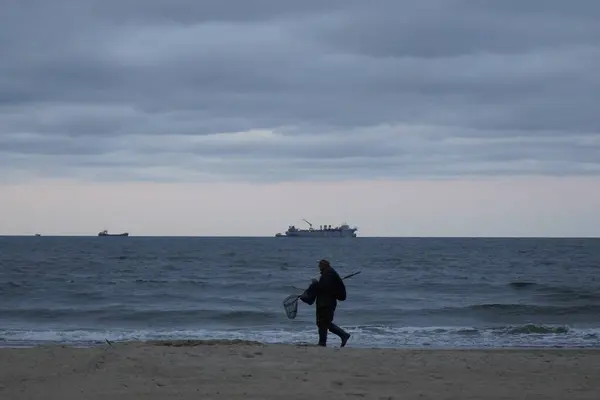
[329,323,351,347]
[318,326,328,346]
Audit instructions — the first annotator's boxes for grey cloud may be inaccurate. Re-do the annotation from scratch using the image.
[317,0,600,56]
[0,133,112,156]
[0,0,599,182]
[2,130,598,184]
[90,0,359,24]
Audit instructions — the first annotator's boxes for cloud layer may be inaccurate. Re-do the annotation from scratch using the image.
[1,0,599,182]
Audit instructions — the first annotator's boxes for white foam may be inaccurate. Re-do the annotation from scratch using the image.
[1,325,599,348]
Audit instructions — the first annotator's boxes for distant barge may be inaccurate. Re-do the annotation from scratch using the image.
[275,219,357,238]
[98,230,129,237]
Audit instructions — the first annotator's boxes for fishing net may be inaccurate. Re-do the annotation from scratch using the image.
[283,295,300,319]
[281,271,361,320]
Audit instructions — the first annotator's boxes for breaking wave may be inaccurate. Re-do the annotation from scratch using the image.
[1,323,599,349]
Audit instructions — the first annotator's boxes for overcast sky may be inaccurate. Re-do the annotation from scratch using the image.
[1,0,599,236]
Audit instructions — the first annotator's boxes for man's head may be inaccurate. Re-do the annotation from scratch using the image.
[318,259,331,273]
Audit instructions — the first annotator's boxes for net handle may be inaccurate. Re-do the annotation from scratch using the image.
[342,271,361,280]
[292,270,362,300]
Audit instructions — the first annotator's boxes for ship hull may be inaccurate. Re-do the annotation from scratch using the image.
[98,232,129,236]
[276,221,358,238]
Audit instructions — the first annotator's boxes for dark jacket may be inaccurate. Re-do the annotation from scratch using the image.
[300,267,347,308]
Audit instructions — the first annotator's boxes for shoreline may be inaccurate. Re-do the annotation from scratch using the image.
[3,338,600,349]
[0,338,600,351]
[2,337,600,350]
[2,340,599,399]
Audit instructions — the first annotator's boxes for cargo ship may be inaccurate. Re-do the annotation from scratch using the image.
[275,219,357,238]
[98,230,129,237]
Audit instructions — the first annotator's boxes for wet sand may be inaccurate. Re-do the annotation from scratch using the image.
[1,340,599,399]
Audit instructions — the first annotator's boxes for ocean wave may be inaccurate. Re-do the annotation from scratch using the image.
[133,279,208,286]
[0,307,281,324]
[1,324,599,349]
[509,282,600,303]
[418,303,600,318]
[340,302,600,320]
[467,303,600,315]
[509,281,537,288]
[500,324,570,335]
[5,301,600,325]
[351,324,578,336]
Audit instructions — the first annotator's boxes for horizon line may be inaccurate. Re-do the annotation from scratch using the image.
[1,235,599,239]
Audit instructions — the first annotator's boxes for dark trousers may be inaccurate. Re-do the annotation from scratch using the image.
[316,306,348,346]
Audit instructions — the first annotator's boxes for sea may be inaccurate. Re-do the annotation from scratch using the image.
[1,236,600,349]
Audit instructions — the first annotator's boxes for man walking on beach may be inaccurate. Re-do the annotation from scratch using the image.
[307,259,351,347]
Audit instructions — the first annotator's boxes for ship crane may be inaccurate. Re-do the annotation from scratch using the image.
[302,219,314,231]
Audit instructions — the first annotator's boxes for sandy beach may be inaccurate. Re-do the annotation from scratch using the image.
[1,340,599,400]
